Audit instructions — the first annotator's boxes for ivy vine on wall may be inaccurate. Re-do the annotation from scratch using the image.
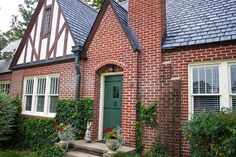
[135,101,157,155]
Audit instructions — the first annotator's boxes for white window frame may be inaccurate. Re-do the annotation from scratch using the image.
[0,81,10,94]
[22,74,60,117]
[188,60,236,119]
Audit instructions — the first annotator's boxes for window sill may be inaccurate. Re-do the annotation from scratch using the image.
[21,112,56,118]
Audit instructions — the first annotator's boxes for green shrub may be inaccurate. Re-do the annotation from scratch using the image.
[40,146,65,157]
[185,110,236,157]
[0,93,18,145]
[15,118,57,151]
[55,98,94,139]
[144,139,169,157]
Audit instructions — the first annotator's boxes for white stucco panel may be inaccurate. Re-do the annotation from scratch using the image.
[66,32,74,55]
[56,29,65,57]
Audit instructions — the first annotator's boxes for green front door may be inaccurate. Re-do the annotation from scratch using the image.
[103,75,123,130]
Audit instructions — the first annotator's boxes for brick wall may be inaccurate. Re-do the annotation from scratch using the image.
[10,61,76,99]
[0,73,12,82]
[163,42,236,156]
[80,5,138,146]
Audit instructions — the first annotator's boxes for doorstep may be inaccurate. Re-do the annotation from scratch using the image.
[70,140,136,156]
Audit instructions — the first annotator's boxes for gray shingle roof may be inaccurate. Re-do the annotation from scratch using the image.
[163,0,236,49]
[57,0,98,46]
[0,59,12,74]
[111,0,141,51]
[0,39,21,74]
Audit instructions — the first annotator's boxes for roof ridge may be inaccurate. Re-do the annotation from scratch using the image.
[76,0,98,13]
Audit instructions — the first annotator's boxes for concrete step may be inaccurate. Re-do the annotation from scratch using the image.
[70,140,136,156]
[65,151,101,157]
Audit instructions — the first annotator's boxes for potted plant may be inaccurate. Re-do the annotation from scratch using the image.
[54,121,75,148]
[103,126,123,154]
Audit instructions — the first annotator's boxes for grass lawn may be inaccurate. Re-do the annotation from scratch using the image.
[0,150,39,157]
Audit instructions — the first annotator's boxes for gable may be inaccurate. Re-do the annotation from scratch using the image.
[84,0,140,52]
[88,4,133,53]
[12,0,75,67]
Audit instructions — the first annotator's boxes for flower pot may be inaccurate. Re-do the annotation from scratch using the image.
[105,139,120,154]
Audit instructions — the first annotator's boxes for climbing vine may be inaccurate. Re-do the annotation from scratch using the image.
[135,101,157,155]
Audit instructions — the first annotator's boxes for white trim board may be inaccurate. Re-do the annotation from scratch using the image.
[98,72,123,140]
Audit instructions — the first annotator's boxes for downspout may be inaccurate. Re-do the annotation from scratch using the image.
[72,45,84,100]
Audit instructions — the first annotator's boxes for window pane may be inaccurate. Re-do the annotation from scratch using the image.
[37,96,45,112]
[194,96,220,115]
[50,77,59,94]
[37,78,46,94]
[5,84,10,94]
[232,96,236,109]
[25,96,32,111]
[231,65,236,93]
[49,96,58,113]
[44,8,51,35]
[192,66,219,94]
[0,84,5,93]
[193,68,198,94]
[26,79,34,94]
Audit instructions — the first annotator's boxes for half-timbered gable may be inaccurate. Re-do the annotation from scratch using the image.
[10,0,97,69]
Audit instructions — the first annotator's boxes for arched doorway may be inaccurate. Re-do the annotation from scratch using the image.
[96,64,124,140]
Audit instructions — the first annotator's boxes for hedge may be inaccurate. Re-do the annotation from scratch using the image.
[185,110,236,157]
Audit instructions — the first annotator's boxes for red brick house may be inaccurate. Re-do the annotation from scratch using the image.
[1,0,236,156]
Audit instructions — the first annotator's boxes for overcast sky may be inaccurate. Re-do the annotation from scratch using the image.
[0,0,24,32]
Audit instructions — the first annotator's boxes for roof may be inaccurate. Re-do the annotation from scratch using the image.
[162,0,236,49]
[0,39,21,53]
[0,58,12,74]
[57,0,98,46]
[0,39,21,74]
[111,0,141,51]
[84,0,141,52]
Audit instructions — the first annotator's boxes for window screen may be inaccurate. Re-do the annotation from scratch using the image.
[192,66,220,115]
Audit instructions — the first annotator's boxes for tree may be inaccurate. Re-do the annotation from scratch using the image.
[4,0,38,42]
[0,32,8,51]
[88,0,126,10]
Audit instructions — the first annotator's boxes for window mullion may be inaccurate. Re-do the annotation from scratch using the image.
[45,76,50,114]
[32,77,37,114]
[220,62,230,109]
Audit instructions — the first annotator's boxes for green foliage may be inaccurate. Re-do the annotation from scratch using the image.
[5,0,38,42]
[15,118,57,151]
[144,138,169,157]
[103,128,118,140]
[55,98,94,139]
[0,93,18,145]
[12,94,22,115]
[135,122,144,155]
[89,0,126,10]
[135,101,157,155]
[140,103,157,128]
[40,146,65,157]
[0,149,39,157]
[0,34,8,51]
[185,110,236,157]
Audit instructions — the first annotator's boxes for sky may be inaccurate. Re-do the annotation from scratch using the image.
[0,0,24,32]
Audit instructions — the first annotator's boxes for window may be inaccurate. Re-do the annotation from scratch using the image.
[230,65,236,108]
[189,61,236,117]
[23,74,59,117]
[43,8,51,35]
[0,81,10,94]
